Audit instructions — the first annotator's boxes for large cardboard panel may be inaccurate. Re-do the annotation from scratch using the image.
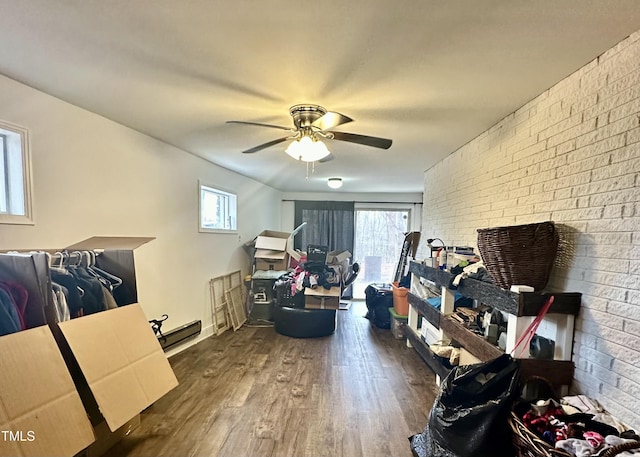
[0,326,95,457]
[253,230,302,263]
[254,248,287,261]
[255,233,288,252]
[58,304,178,432]
[64,236,155,251]
[304,286,341,309]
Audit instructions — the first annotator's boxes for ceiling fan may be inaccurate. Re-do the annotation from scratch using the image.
[226,104,392,162]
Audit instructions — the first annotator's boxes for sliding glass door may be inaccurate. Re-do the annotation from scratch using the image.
[352,208,410,299]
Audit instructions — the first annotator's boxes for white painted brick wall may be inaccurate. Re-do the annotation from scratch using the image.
[422,29,640,430]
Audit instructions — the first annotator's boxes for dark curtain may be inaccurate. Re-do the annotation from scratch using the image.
[294,201,355,253]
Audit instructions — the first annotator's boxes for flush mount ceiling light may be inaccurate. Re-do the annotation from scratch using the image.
[327,177,343,189]
[285,135,331,162]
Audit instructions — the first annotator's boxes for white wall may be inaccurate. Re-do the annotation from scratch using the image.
[422,30,640,429]
[0,74,282,350]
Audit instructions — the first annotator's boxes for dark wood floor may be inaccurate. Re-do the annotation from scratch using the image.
[105,302,438,457]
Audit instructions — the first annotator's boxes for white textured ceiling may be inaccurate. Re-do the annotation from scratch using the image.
[1,1,640,193]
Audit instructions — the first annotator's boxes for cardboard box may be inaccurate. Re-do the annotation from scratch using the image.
[459,347,482,366]
[0,326,95,457]
[0,237,178,456]
[85,415,140,457]
[249,224,307,271]
[255,230,288,252]
[304,286,341,309]
[54,237,178,432]
[255,258,288,271]
[253,230,297,271]
[58,303,178,432]
[327,250,351,265]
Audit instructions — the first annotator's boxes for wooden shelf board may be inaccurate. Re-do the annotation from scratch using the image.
[519,358,574,387]
[408,292,440,328]
[518,292,581,316]
[405,326,451,380]
[410,262,581,316]
[439,316,504,362]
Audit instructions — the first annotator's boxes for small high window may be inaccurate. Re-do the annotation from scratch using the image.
[0,121,33,225]
[199,182,237,233]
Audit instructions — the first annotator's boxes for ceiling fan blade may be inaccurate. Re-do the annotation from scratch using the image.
[226,120,293,131]
[241,137,288,154]
[312,111,353,131]
[319,153,335,163]
[329,131,392,149]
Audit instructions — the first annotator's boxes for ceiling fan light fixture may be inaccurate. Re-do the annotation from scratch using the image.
[327,177,343,189]
[285,135,330,162]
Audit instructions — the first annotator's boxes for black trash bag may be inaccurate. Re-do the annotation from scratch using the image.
[410,354,520,457]
[364,284,392,329]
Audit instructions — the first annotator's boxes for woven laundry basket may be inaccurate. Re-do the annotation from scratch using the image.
[477,221,559,291]
[510,411,640,457]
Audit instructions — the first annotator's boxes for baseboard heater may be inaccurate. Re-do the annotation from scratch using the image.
[157,320,202,351]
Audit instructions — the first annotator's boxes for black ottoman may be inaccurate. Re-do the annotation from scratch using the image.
[273,306,337,338]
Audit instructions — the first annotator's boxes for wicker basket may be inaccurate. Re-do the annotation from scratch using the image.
[510,412,640,457]
[510,411,572,457]
[477,221,559,291]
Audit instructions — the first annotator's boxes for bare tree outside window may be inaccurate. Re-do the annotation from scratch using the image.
[353,209,409,297]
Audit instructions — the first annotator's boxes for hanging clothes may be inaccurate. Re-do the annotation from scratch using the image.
[0,281,28,330]
[0,288,22,336]
[68,266,106,315]
[51,282,71,322]
[101,285,118,310]
[50,268,85,318]
[48,250,124,319]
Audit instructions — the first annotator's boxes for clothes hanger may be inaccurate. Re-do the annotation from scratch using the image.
[88,251,123,289]
[83,251,92,268]
[70,251,83,267]
[50,251,66,271]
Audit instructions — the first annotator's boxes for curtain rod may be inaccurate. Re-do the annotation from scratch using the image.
[281,199,423,204]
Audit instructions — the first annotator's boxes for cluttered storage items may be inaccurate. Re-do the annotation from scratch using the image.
[410,354,640,457]
[406,221,640,456]
[363,231,421,333]
[244,227,359,338]
[0,237,178,457]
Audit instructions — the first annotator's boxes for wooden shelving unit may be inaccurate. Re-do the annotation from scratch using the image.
[409,262,581,317]
[406,261,581,390]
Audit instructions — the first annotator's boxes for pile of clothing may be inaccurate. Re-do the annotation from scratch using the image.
[273,261,343,307]
[519,395,639,456]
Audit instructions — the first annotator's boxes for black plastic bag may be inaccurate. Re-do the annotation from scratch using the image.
[410,354,520,457]
[364,284,392,329]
